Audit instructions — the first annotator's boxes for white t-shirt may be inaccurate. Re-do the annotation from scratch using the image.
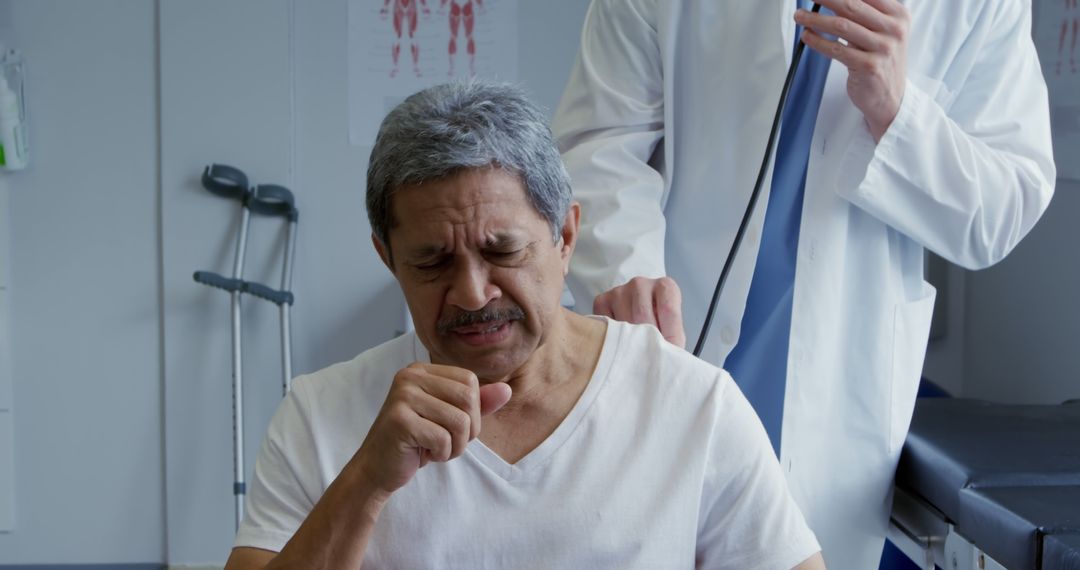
[235,318,819,569]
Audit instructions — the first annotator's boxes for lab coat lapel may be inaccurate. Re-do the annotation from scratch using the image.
[780,0,795,68]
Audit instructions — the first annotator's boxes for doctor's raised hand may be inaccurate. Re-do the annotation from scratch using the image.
[796,0,910,142]
[592,276,687,349]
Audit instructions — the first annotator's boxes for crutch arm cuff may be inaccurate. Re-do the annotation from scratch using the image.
[249,184,299,221]
[201,164,250,202]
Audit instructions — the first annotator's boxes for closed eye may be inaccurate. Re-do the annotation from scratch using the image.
[484,249,526,265]
[413,257,451,272]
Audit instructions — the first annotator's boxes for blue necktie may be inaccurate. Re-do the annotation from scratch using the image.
[723,0,833,456]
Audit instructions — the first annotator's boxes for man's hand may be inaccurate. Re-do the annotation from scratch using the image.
[796,0,910,142]
[227,364,510,570]
[593,276,686,349]
[353,363,512,497]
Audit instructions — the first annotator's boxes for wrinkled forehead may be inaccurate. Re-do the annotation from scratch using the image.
[387,167,547,243]
[389,169,532,225]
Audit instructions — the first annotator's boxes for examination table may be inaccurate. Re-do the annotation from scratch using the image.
[889,398,1080,570]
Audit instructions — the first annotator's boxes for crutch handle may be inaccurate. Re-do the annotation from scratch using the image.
[249,184,299,222]
[202,164,251,202]
[193,271,244,293]
[245,281,295,307]
[195,271,294,306]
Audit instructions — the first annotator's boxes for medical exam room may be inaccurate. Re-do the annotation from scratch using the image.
[0,0,1077,568]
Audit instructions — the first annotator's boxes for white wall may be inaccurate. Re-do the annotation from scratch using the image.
[922,263,967,397]
[159,3,296,563]
[0,0,165,564]
[963,178,1080,404]
[0,163,14,536]
[0,2,14,533]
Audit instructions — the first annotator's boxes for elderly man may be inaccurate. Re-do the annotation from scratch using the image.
[225,81,825,569]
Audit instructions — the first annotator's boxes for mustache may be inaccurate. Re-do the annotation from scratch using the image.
[437,305,526,334]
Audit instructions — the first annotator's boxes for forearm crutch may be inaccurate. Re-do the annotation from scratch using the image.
[193,163,299,530]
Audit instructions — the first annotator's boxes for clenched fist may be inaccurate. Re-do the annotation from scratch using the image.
[352,363,513,496]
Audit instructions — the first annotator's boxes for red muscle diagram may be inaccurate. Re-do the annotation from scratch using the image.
[443,0,483,76]
[381,0,430,78]
[1059,0,1079,75]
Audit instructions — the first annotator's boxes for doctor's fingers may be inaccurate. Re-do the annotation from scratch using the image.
[796,9,893,54]
[593,279,658,327]
[806,0,908,36]
[800,27,885,75]
[620,277,663,328]
[593,291,616,319]
[858,0,909,19]
[653,278,686,349]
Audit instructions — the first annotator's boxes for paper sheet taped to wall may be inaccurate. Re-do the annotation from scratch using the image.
[348,0,519,147]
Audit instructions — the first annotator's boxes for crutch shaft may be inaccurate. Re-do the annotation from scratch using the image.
[231,289,245,529]
[281,305,292,395]
[231,207,252,529]
[280,219,298,394]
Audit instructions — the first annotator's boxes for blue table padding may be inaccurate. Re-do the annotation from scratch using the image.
[896,399,1080,521]
[956,486,1080,570]
[1044,533,1080,570]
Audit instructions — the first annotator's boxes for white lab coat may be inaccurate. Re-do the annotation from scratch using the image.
[553,1,1055,568]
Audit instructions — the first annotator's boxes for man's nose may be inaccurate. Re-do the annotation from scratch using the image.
[446,259,500,311]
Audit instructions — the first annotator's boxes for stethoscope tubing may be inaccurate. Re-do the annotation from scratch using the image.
[692,3,823,357]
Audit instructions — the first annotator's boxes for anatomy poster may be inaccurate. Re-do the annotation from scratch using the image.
[348,0,519,146]
[1035,0,1080,180]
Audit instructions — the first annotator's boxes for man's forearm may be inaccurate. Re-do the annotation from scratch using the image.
[793,552,827,570]
[265,462,390,570]
[244,362,508,569]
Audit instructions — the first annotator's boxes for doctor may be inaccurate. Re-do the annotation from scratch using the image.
[552,0,1056,568]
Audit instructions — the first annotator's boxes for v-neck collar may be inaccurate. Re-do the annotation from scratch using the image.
[411,317,621,482]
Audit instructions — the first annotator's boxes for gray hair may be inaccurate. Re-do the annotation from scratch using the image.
[366,80,572,250]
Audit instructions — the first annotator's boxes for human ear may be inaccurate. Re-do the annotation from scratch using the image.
[558,202,581,275]
[372,233,395,273]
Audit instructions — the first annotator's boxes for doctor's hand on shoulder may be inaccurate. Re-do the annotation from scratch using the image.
[796,0,910,142]
[593,276,687,350]
[353,363,512,497]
